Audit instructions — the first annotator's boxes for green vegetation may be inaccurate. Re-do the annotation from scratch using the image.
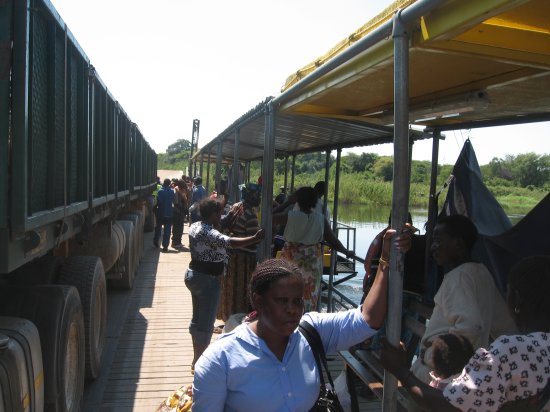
[158,139,549,212]
[157,139,192,173]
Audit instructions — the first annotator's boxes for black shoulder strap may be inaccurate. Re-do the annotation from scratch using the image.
[299,320,336,388]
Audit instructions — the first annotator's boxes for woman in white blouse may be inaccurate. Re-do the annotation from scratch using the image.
[273,186,353,311]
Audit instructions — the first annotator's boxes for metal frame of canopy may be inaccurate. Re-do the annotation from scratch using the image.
[191,99,431,201]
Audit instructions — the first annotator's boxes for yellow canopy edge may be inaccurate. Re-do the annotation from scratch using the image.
[281,0,417,92]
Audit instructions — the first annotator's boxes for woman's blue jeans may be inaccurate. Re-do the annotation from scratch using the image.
[184,268,221,346]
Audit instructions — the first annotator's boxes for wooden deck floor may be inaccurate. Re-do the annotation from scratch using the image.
[82,230,381,411]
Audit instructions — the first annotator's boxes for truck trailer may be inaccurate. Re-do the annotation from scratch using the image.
[0,0,157,411]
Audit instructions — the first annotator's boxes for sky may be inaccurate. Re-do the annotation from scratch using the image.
[49,0,550,166]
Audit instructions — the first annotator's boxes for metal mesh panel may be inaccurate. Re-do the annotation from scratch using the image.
[29,12,48,214]
[136,131,143,187]
[117,115,128,192]
[129,127,135,190]
[68,51,78,204]
[107,99,114,195]
[53,29,65,207]
[93,85,105,197]
[93,86,99,196]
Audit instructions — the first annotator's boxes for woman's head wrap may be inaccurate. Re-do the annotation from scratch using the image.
[240,183,262,204]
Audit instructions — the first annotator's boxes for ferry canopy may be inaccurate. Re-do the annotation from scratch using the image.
[193,98,430,163]
[279,0,550,130]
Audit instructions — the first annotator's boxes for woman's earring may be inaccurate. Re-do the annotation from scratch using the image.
[514,306,520,314]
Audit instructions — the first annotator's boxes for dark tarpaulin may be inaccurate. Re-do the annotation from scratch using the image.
[437,139,549,295]
[443,139,512,236]
[482,193,550,293]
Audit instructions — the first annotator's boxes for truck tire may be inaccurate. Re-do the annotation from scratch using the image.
[0,285,85,412]
[0,316,45,412]
[133,209,145,261]
[110,220,135,290]
[58,256,106,380]
[144,196,155,232]
[120,213,142,266]
[57,286,85,412]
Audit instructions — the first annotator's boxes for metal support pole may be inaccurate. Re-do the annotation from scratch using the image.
[424,130,441,301]
[327,149,340,313]
[323,151,331,219]
[259,102,275,261]
[290,154,296,193]
[199,154,204,181]
[383,10,410,412]
[63,29,68,211]
[215,140,222,194]
[232,129,240,203]
[205,149,211,192]
[283,156,289,194]
[189,119,200,177]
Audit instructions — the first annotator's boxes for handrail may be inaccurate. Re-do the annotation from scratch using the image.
[321,222,361,311]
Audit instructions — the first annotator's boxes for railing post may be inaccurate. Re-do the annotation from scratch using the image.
[215,140,222,194]
[232,129,240,203]
[424,130,441,301]
[205,149,211,192]
[384,9,410,412]
[259,101,275,262]
[327,148,341,312]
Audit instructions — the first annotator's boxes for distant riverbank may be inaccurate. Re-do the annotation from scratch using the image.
[275,175,547,215]
[157,167,547,215]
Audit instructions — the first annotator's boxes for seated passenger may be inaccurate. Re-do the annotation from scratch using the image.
[409,214,517,383]
[381,255,550,411]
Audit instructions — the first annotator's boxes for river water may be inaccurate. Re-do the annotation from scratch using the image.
[327,204,429,306]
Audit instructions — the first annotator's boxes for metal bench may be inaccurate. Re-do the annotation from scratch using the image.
[339,296,433,411]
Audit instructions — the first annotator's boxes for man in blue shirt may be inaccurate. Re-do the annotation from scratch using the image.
[190,176,208,223]
[153,178,175,252]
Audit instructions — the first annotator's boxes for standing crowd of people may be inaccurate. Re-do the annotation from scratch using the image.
[152,175,209,252]
[152,175,549,411]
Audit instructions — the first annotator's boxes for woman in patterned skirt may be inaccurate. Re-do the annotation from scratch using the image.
[217,183,262,321]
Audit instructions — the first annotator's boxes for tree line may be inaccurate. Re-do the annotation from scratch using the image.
[158,138,549,212]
